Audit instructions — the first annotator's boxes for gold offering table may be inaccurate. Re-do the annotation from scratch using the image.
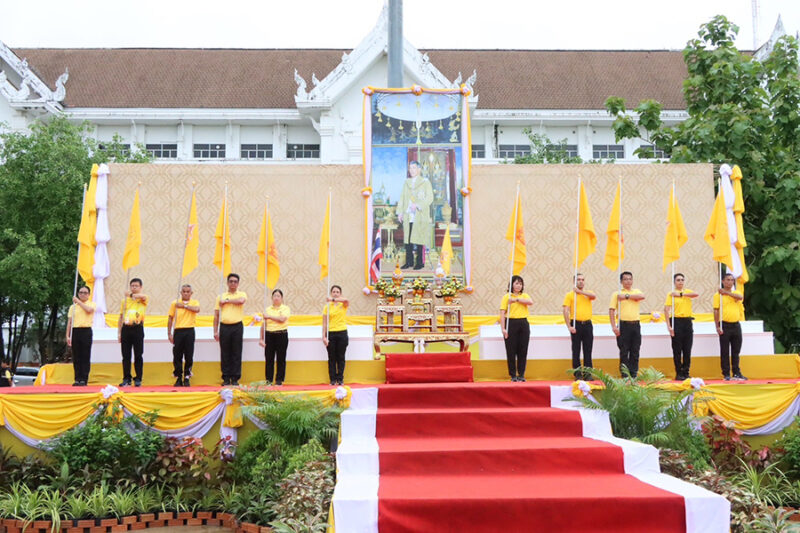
[373,331,470,355]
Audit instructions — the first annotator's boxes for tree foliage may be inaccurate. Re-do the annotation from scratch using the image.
[605,16,800,349]
[0,116,151,366]
[512,129,583,164]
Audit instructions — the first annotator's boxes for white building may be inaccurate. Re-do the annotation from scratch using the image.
[0,9,789,164]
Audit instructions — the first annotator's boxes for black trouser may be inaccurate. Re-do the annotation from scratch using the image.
[617,321,641,377]
[172,328,195,378]
[504,318,530,378]
[719,321,743,377]
[671,317,693,377]
[570,320,593,376]
[264,330,289,383]
[219,322,243,382]
[71,327,92,383]
[120,324,144,381]
[326,330,349,383]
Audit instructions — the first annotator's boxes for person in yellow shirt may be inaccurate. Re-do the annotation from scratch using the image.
[663,273,699,380]
[713,272,746,381]
[609,271,645,378]
[562,273,596,381]
[168,284,200,387]
[259,289,290,386]
[322,285,349,386]
[214,273,247,386]
[67,286,96,386]
[118,278,148,387]
[499,275,532,382]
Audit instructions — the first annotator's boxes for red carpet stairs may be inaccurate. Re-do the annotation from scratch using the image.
[384,352,473,383]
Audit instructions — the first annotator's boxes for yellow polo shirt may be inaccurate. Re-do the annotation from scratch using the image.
[120,296,147,325]
[664,290,695,318]
[69,302,96,328]
[610,289,642,321]
[323,302,348,332]
[215,291,247,324]
[265,304,291,332]
[563,291,594,321]
[169,299,199,329]
[500,293,531,319]
[713,291,744,323]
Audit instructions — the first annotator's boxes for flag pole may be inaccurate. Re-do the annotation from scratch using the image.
[217,182,228,337]
[264,196,270,306]
[671,179,675,332]
[506,181,521,331]
[69,183,88,345]
[326,188,332,343]
[172,182,196,337]
[617,176,623,319]
[572,176,581,329]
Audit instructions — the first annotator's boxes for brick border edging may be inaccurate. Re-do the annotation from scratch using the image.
[0,511,272,533]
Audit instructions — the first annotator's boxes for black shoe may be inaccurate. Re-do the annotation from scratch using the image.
[511,376,519,382]
[119,379,132,387]
[733,373,748,381]
[275,381,283,386]
[330,381,336,386]
[174,378,183,387]
[134,379,142,387]
[183,378,191,387]
[72,381,81,387]
[79,381,87,386]
[338,380,344,385]
[518,377,526,382]
[231,380,239,386]
[723,375,731,381]
[413,263,424,270]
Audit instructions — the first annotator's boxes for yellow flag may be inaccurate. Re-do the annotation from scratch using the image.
[730,165,749,284]
[505,193,526,275]
[440,225,453,275]
[181,191,199,277]
[575,181,597,267]
[318,196,330,280]
[703,186,734,269]
[213,197,232,276]
[121,188,141,271]
[603,182,625,271]
[257,204,281,287]
[76,167,98,287]
[662,187,689,271]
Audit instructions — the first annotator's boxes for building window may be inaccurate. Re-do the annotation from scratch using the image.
[639,144,668,159]
[287,143,320,159]
[471,145,486,158]
[498,144,531,158]
[592,144,625,159]
[146,143,178,159]
[546,144,579,158]
[241,144,273,159]
[193,143,226,159]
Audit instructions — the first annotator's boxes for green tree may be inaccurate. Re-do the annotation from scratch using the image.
[512,129,583,164]
[605,16,800,349]
[0,116,151,367]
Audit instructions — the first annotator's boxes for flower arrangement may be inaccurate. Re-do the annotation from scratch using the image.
[409,277,428,292]
[437,280,458,298]
[383,285,402,299]
[449,277,465,292]
[374,278,390,292]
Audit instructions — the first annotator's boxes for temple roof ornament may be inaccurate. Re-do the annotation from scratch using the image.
[0,39,67,113]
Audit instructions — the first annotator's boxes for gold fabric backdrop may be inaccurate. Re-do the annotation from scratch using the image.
[105,163,715,318]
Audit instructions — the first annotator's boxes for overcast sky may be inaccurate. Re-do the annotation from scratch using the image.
[1,0,798,51]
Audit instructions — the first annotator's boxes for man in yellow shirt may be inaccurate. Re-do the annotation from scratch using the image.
[609,271,645,378]
[214,273,247,386]
[118,278,148,387]
[664,273,699,380]
[67,286,96,386]
[562,273,596,380]
[713,272,746,381]
[168,284,200,387]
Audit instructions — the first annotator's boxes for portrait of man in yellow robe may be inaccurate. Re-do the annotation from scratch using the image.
[397,160,434,270]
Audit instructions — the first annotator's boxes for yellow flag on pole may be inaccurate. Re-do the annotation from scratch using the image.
[440,225,453,275]
[181,191,199,277]
[77,167,98,287]
[257,204,281,287]
[505,193,526,276]
[121,188,142,271]
[603,182,625,271]
[318,196,330,280]
[662,187,689,271]
[730,165,749,284]
[575,181,597,267]
[703,186,734,269]
[213,197,232,275]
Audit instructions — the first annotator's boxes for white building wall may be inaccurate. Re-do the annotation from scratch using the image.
[145,125,178,144]
[240,126,274,145]
[192,126,226,144]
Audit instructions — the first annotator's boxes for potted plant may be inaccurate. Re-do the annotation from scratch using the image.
[374,278,389,297]
[383,285,401,304]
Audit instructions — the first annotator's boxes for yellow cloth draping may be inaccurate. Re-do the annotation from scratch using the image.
[0,388,349,443]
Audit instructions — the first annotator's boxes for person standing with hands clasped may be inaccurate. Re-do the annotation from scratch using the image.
[67,286,96,386]
[609,271,645,378]
[168,284,200,387]
[214,273,247,386]
[499,275,532,382]
[664,273,698,380]
[260,289,290,386]
[322,285,349,386]
[118,278,148,387]
[714,272,747,381]
[562,273,595,380]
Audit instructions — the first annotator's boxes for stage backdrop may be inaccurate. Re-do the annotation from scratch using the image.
[104,163,716,318]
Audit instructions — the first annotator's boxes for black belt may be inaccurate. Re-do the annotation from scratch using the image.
[673,316,693,320]
[573,320,592,325]
[620,320,640,324]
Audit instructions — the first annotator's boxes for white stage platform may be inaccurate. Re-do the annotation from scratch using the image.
[478,321,774,360]
[90,325,376,363]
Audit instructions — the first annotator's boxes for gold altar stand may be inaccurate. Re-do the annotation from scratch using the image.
[373,294,468,355]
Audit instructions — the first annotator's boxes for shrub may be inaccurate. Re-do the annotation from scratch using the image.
[703,415,771,473]
[148,436,233,488]
[776,416,800,480]
[284,440,329,477]
[270,460,334,524]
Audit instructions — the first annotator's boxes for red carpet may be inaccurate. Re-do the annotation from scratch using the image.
[384,352,473,383]
[376,382,686,532]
